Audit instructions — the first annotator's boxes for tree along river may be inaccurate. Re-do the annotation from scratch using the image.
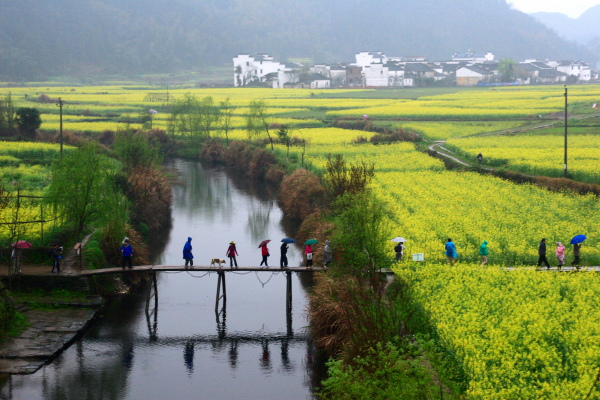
[0,159,327,400]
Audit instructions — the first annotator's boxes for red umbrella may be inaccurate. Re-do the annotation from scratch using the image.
[12,240,32,249]
[258,240,271,248]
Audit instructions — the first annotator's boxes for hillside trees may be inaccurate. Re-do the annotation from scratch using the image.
[46,143,119,240]
[0,92,17,137]
[16,107,42,138]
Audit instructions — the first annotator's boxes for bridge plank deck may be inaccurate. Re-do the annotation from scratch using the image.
[69,265,325,277]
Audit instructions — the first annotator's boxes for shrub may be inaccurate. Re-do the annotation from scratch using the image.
[320,343,440,400]
[125,166,172,233]
[200,139,226,163]
[279,169,326,220]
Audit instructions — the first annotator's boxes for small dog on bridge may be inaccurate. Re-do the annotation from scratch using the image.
[210,258,227,268]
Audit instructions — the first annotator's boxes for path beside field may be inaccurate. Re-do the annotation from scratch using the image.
[427,113,600,172]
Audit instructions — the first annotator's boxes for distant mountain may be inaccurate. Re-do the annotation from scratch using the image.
[0,0,594,80]
[531,5,600,46]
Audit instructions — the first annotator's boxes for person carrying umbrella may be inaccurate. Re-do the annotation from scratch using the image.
[280,238,295,268]
[445,238,458,266]
[305,239,318,268]
[280,242,289,269]
[570,234,586,270]
[537,238,550,269]
[227,241,239,268]
[183,237,194,268]
[259,240,270,268]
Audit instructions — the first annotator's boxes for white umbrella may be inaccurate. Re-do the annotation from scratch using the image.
[391,237,407,242]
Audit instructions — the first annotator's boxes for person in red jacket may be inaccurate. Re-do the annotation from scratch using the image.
[259,244,270,268]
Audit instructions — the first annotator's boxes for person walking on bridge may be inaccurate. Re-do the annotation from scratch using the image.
[280,242,288,269]
[120,239,134,269]
[183,237,194,268]
[227,241,238,268]
[259,243,270,269]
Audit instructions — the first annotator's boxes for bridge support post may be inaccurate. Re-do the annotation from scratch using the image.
[146,271,158,313]
[215,271,227,314]
[286,271,292,336]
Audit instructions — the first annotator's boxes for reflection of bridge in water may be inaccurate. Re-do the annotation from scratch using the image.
[134,268,315,375]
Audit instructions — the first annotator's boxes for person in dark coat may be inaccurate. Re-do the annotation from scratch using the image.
[120,239,134,269]
[227,241,238,268]
[51,243,63,273]
[183,237,194,268]
[572,243,582,269]
[537,238,550,269]
[280,242,288,269]
[394,242,405,262]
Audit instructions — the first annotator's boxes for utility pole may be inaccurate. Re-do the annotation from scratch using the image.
[56,98,64,157]
[564,86,568,178]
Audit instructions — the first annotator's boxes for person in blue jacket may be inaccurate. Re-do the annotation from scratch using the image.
[183,237,194,268]
[120,239,134,269]
[445,238,458,265]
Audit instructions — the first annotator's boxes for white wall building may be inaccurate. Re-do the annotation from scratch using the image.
[355,51,387,68]
[233,54,289,87]
[363,63,389,87]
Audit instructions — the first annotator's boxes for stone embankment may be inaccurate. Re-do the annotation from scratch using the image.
[0,295,103,374]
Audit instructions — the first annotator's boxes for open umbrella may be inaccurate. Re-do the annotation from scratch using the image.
[391,237,407,243]
[281,238,296,244]
[258,239,271,248]
[571,235,587,245]
[305,239,319,245]
[12,240,32,249]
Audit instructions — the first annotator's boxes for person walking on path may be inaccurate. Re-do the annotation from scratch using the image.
[445,238,458,266]
[479,240,489,266]
[572,243,582,269]
[537,238,550,269]
[183,237,194,268]
[280,242,288,269]
[306,244,314,268]
[259,244,270,268]
[556,242,566,270]
[120,239,134,269]
[477,153,483,166]
[323,240,333,267]
[51,243,63,273]
[394,242,405,262]
[227,241,239,268]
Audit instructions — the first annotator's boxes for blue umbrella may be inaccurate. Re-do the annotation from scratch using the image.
[571,235,587,245]
[281,238,296,244]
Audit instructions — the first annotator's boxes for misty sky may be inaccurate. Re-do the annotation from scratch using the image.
[509,0,600,18]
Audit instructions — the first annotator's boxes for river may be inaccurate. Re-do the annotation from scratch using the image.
[0,159,326,400]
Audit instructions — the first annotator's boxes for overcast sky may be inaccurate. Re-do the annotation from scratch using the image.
[508,0,600,18]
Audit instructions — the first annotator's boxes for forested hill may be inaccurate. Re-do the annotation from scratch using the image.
[531,5,600,47]
[0,0,593,80]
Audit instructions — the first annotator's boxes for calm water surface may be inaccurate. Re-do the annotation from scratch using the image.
[0,159,325,400]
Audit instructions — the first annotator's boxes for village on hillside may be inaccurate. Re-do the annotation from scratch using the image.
[233,51,599,89]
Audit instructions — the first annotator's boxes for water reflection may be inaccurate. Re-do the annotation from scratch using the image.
[0,160,326,400]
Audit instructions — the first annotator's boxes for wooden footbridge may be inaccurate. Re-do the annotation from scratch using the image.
[5,265,324,329]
